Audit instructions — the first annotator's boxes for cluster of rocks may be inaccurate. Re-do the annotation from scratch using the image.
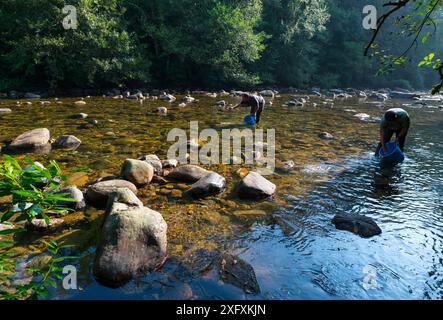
[1,128,81,154]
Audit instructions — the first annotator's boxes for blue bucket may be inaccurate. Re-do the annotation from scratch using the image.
[243,115,255,125]
[379,142,405,164]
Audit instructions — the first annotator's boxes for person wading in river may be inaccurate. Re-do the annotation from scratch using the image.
[375,108,411,155]
[230,93,265,124]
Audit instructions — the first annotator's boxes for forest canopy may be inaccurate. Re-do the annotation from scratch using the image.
[0,0,442,92]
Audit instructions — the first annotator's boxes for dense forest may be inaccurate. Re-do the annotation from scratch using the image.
[0,0,442,92]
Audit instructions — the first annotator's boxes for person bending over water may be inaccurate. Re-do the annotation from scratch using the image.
[230,93,265,124]
[375,108,410,155]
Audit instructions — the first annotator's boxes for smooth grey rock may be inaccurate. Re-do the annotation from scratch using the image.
[332,213,382,238]
[0,108,12,115]
[161,159,178,169]
[24,92,41,99]
[183,172,226,199]
[319,132,334,140]
[120,159,154,186]
[87,179,138,208]
[138,155,162,175]
[5,128,51,153]
[106,188,143,208]
[56,186,86,210]
[167,165,210,182]
[93,202,167,288]
[52,135,82,150]
[235,172,276,199]
[71,113,88,119]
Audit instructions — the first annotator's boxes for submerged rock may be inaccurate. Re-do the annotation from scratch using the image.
[93,199,167,288]
[167,165,210,182]
[5,128,51,153]
[217,253,260,294]
[183,172,226,199]
[235,171,276,199]
[52,135,82,150]
[120,159,154,186]
[86,179,138,208]
[332,213,382,238]
[55,186,86,211]
[25,218,64,232]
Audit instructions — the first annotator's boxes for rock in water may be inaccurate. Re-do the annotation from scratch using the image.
[55,186,85,210]
[52,135,82,150]
[332,213,382,238]
[259,90,275,99]
[138,155,163,175]
[218,253,260,294]
[167,165,210,182]
[25,218,64,232]
[93,201,167,288]
[161,159,178,169]
[86,179,138,208]
[5,128,51,153]
[183,172,226,199]
[24,92,41,99]
[235,171,276,199]
[0,108,12,115]
[120,159,154,186]
[319,132,334,140]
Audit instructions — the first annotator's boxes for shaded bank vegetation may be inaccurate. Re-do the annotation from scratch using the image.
[0,0,442,92]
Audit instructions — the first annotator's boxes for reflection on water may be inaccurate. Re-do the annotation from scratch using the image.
[1,94,443,299]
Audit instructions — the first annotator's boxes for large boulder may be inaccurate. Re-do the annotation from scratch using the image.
[332,213,382,238]
[167,165,210,182]
[55,186,86,211]
[52,135,82,150]
[86,179,137,208]
[5,128,51,153]
[259,90,275,99]
[235,172,276,199]
[138,155,162,175]
[93,196,167,288]
[120,159,154,186]
[183,172,226,199]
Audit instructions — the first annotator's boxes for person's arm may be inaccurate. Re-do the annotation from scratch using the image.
[396,118,410,141]
[250,100,259,115]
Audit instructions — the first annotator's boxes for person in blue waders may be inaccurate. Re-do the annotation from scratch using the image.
[375,108,410,155]
[229,93,265,125]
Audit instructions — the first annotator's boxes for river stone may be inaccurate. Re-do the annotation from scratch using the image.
[259,90,274,99]
[183,172,226,199]
[167,165,210,182]
[161,159,178,168]
[319,132,334,140]
[0,108,12,114]
[106,188,143,208]
[218,253,260,294]
[55,186,86,211]
[71,113,88,119]
[25,218,64,232]
[120,159,154,186]
[6,128,51,153]
[52,135,82,150]
[138,155,162,175]
[24,92,41,99]
[332,213,382,238]
[93,202,167,288]
[86,179,138,208]
[235,172,276,199]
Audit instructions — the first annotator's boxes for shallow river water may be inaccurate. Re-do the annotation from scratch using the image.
[1,92,442,299]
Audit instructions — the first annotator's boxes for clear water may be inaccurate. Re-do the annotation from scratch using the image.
[1,94,442,300]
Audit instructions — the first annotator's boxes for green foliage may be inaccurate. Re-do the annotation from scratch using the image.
[0,155,75,224]
[0,239,76,300]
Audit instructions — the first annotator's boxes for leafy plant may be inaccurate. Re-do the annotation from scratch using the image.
[0,239,77,300]
[0,155,75,224]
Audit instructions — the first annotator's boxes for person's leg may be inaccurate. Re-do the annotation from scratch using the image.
[375,129,394,155]
[255,102,264,124]
[397,128,409,151]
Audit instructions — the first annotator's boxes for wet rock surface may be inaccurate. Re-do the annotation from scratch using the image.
[120,159,154,186]
[235,172,276,199]
[167,165,210,182]
[4,128,51,153]
[86,179,138,208]
[332,213,382,238]
[183,172,227,199]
